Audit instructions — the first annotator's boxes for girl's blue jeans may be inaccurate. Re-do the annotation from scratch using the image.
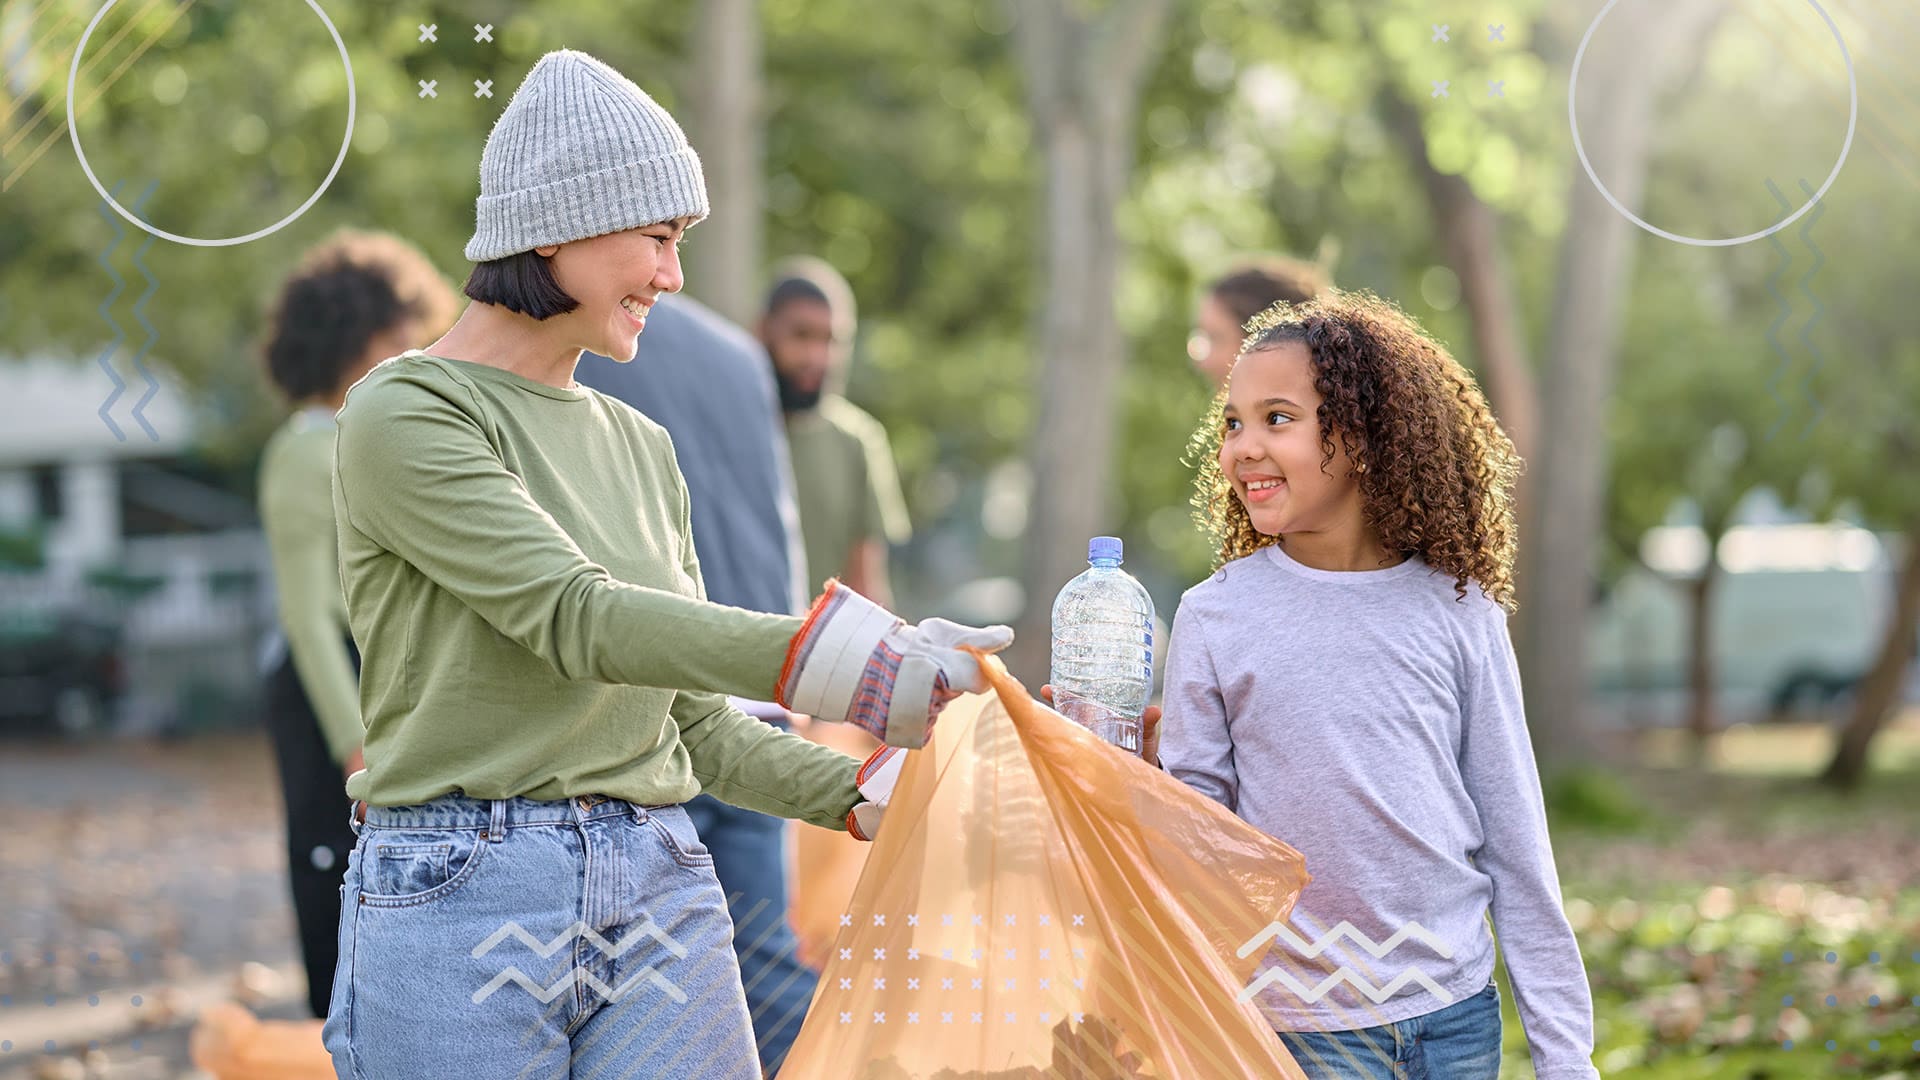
[321,793,763,1080]
[1278,981,1503,1079]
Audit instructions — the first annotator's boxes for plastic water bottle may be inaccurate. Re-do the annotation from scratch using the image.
[1049,536,1155,755]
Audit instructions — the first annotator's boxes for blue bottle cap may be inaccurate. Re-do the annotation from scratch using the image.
[1088,536,1123,563]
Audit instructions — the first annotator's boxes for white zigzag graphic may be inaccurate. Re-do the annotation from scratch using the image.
[1237,919,1454,961]
[471,919,689,1005]
[1236,920,1456,1006]
[472,918,687,961]
[1241,964,1457,1005]
[472,964,687,1005]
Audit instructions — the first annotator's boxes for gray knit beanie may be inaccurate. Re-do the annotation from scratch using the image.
[464,50,708,262]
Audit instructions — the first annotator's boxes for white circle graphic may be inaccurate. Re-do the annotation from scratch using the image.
[1568,0,1855,247]
[67,0,356,247]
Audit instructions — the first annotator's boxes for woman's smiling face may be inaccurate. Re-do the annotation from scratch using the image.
[1218,341,1363,537]
[537,217,690,362]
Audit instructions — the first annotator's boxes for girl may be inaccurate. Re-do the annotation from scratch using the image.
[319,50,1008,1079]
[255,229,456,1020]
[1160,292,1599,1079]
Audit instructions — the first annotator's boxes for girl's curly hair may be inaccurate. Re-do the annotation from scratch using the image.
[1186,290,1522,609]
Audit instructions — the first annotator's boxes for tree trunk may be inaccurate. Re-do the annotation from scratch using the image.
[1683,559,1719,766]
[1376,91,1538,471]
[1823,517,1920,789]
[1516,0,1725,771]
[683,0,763,326]
[1006,0,1174,685]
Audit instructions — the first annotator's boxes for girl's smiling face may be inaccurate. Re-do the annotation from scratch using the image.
[1219,341,1364,538]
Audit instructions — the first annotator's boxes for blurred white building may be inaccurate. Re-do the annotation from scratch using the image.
[0,355,272,734]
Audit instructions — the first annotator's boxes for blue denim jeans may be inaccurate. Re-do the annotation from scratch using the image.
[322,793,762,1080]
[1278,982,1503,1079]
[682,792,818,1076]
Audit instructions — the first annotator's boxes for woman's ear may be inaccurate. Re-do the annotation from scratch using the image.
[534,244,559,258]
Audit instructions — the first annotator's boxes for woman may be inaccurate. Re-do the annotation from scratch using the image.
[1188,256,1331,389]
[319,50,1009,1079]
[256,229,456,1020]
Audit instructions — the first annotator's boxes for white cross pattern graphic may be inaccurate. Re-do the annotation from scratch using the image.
[417,80,437,98]
[474,23,493,42]
[474,80,493,98]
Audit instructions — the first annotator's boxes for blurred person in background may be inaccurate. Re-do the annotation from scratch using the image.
[576,293,817,1076]
[755,257,911,608]
[1188,255,1332,390]
[755,258,918,970]
[255,229,458,1019]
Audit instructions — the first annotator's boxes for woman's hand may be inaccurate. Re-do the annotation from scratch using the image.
[1039,685,1162,767]
[780,580,1014,748]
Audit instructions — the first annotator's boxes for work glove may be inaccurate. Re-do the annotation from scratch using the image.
[778,579,1013,748]
[846,744,905,841]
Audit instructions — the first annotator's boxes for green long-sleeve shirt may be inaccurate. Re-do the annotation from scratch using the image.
[332,351,860,829]
[258,409,363,763]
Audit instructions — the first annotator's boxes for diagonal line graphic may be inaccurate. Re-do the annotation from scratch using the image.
[1744,0,1920,188]
[0,5,83,136]
[1,0,164,146]
[1792,176,1827,439]
[2,0,193,191]
[94,181,127,442]
[0,0,72,57]
[127,178,160,441]
[1762,178,1799,442]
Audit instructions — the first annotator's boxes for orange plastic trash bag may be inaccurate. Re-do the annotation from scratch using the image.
[779,658,1312,1079]
[790,715,885,969]
[189,1002,334,1080]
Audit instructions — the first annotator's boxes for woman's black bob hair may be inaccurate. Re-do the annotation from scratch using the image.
[463,250,580,320]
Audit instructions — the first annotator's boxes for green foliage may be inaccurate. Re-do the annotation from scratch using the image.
[1545,765,1657,834]
[0,523,46,568]
[1,0,1914,609]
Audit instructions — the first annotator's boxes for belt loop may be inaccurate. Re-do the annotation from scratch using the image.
[630,800,648,824]
[487,798,508,843]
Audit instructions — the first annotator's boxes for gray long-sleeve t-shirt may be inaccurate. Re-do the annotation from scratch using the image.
[1159,543,1599,1080]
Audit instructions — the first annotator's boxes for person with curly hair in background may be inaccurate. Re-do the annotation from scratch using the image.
[1159,291,1599,1079]
[255,229,458,1019]
[1187,255,1331,390]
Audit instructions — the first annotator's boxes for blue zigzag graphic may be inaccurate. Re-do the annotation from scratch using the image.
[127,181,162,442]
[1761,179,1795,443]
[1792,177,1827,439]
[94,184,129,443]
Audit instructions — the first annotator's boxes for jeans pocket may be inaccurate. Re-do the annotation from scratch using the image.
[357,830,488,906]
[646,809,715,870]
